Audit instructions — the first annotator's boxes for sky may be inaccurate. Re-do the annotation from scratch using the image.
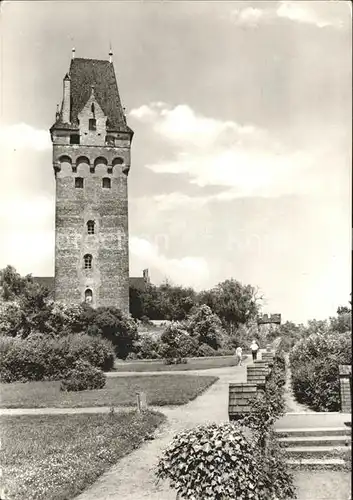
[0,1,351,323]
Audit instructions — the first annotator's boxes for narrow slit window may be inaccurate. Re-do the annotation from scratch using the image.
[75,177,84,188]
[89,119,96,131]
[84,254,92,269]
[102,177,111,189]
[87,220,95,235]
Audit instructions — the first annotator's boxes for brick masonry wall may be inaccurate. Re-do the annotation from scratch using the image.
[53,130,131,313]
[228,383,258,419]
[339,365,352,413]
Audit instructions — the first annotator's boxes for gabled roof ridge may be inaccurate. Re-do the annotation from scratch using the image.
[71,57,111,64]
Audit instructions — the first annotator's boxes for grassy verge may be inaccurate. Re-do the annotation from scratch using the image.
[0,411,165,500]
[0,374,218,408]
[114,356,245,372]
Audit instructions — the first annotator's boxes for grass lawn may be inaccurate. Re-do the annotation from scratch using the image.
[0,411,165,500]
[0,374,218,408]
[114,356,245,372]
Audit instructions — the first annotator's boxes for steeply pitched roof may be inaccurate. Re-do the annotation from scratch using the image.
[52,57,133,134]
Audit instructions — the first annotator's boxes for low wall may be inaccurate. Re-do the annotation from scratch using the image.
[339,365,352,413]
[228,348,278,420]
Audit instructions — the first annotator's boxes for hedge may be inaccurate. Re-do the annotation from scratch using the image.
[0,333,115,383]
[289,332,351,411]
[60,360,106,392]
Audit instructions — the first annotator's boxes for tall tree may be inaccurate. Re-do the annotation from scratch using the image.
[0,265,34,301]
[199,279,261,333]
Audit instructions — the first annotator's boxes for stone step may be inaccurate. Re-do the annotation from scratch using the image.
[286,458,347,470]
[279,435,351,447]
[284,445,350,459]
[275,427,351,438]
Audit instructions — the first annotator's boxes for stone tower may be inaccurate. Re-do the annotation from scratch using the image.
[50,52,133,313]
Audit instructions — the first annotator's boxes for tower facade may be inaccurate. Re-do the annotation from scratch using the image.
[50,55,133,313]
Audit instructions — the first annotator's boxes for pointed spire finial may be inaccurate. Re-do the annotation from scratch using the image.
[72,47,75,59]
[109,42,113,63]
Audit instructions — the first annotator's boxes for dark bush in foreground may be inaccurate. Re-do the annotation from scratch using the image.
[290,332,351,411]
[0,333,115,383]
[60,360,106,392]
[156,421,295,500]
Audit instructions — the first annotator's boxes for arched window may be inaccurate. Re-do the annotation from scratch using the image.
[84,254,92,269]
[76,156,90,167]
[112,157,124,167]
[58,155,72,165]
[94,157,108,168]
[85,289,93,303]
[102,177,111,189]
[87,220,95,235]
[91,103,95,114]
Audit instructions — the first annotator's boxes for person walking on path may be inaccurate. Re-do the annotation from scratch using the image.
[235,346,243,366]
[250,340,259,362]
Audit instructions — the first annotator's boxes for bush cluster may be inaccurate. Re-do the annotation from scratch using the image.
[156,421,295,500]
[290,332,351,411]
[0,333,115,383]
[60,360,106,392]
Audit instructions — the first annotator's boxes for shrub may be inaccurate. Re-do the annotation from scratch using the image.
[60,360,106,392]
[196,343,216,357]
[0,333,115,383]
[156,422,295,500]
[133,335,162,359]
[86,306,138,359]
[213,347,235,356]
[177,333,198,358]
[63,334,115,371]
[186,304,223,350]
[290,332,351,411]
[160,323,192,362]
[163,356,187,365]
[126,352,138,360]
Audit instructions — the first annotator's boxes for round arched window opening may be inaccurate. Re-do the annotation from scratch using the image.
[85,289,93,303]
[84,254,92,269]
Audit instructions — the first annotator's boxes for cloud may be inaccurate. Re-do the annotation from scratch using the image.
[276,1,344,29]
[131,102,259,148]
[130,102,316,198]
[228,2,346,30]
[129,236,209,289]
[230,7,265,27]
[0,123,51,152]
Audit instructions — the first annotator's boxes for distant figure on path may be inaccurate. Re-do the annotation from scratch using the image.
[250,340,259,361]
[235,346,243,366]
